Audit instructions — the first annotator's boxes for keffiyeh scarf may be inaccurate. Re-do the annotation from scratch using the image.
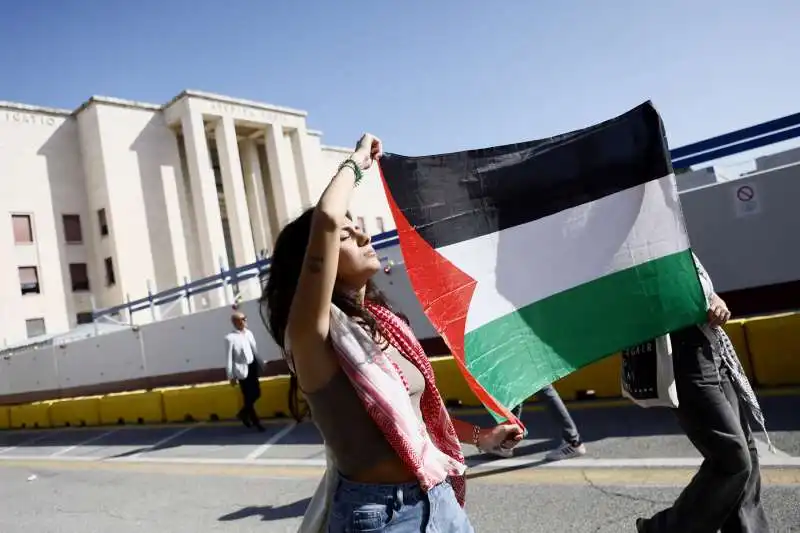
[296,302,467,533]
[693,254,773,451]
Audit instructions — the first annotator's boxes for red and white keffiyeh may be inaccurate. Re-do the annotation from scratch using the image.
[355,301,466,500]
[297,301,467,533]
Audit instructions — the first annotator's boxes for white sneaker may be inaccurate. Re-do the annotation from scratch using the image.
[545,441,586,462]
[487,446,514,459]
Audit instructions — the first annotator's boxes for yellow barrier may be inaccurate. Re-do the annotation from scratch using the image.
[0,405,11,429]
[99,390,164,425]
[50,396,102,427]
[255,376,292,419]
[745,312,800,387]
[431,356,480,407]
[0,312,796,430]
[433,353,624,406]
[9,401,52,429]
[552,353,622,401]
[722,319,754,380]
[162,383,242,423]
[160,377,293,423]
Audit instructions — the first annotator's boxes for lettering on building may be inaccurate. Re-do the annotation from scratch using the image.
[2,111,57,126]
[207,102,282,124]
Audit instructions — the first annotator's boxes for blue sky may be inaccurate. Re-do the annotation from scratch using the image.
[1,0,798,156]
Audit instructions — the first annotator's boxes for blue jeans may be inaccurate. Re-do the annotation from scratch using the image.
[327,476,474,532]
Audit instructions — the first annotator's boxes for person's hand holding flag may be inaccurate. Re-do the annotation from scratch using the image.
[480,423,524,453]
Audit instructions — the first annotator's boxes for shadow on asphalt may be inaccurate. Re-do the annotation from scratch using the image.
[218,497,311,522]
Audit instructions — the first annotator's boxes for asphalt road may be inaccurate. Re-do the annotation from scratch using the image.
[0,393,798,532]
[0,461,797,532]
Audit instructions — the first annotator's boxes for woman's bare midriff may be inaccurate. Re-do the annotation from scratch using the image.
[345,455,418,484]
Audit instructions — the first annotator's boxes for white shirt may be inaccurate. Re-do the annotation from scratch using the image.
[225,329,259,380]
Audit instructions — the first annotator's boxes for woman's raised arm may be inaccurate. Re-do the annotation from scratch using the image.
[286,134,382,391]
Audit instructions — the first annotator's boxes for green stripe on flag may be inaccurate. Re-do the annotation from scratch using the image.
[464,249,706,419]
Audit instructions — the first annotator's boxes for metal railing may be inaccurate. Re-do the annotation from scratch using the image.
[94,109,800,322]
[92,230,400,321]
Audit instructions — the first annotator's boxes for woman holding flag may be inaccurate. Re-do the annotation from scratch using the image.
[261,133,522,532]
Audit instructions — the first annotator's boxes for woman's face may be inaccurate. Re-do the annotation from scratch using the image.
[336,217,381,289]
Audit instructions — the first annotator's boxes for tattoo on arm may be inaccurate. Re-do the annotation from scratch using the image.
[306,256,323,273]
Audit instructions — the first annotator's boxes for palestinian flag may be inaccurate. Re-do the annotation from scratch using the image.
[379,102,707,422]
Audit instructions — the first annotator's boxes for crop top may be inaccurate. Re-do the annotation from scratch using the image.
[303,345,425,477]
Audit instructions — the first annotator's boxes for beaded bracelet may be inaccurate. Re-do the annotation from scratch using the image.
[472,425,482,450]
[338,158,364,186]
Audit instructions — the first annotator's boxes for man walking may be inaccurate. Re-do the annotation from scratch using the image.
[491,384,586,461]
[637,254,770,532]
[225,311,265,432]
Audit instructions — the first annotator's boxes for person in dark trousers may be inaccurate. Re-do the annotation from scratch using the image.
[637,255,770,532]
[225,311,265,432]
[489,384,586,461]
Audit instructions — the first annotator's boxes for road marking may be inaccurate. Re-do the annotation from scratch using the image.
[115,456,324,466]
[0,431,59,455]
[245,423,298,460]
[467,466,800,486]
[1,453,799,469]
[128,423,204,458]
[50,429,119,458]
[0,457,797,486]
[755,437,791,458]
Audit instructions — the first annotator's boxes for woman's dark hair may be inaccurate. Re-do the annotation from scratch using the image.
[259,207,402,421]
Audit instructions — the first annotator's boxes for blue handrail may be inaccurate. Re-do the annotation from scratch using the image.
[94,111,800,320]
[94,231,399,319]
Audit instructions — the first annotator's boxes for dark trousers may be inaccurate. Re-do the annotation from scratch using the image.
[511,384,581,444]
[643,326,769,533]
[237,361,262,427]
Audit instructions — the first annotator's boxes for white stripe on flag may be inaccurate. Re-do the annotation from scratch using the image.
[437,174,690,333]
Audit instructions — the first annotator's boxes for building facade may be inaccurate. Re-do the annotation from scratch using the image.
[0,90,394,347]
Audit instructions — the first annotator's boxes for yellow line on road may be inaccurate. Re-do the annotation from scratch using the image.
[1,459,798,486]
[467,466,800,486]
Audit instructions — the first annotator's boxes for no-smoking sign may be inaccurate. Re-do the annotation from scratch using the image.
[734,183,760,217]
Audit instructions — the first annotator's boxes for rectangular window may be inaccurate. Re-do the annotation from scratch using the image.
[376,216,386,234]
[69,263,90,292]
[12,214,33,244]
[63,214,83,243]
[356,216,366,232]
[76,312,94,325]
[19,266,40,295]
[25,318,46,338]
[104,257,116,286]
[97,208,108,237]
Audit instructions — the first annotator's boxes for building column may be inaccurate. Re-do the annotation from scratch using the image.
[241,139,272,257]
[214,117,259,300]
[289,127,318,208]
[180,110,226,308]
[264,123,303,228]
[160,164,192,315]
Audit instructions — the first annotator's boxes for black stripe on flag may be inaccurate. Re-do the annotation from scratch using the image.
[380,101,672,250]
